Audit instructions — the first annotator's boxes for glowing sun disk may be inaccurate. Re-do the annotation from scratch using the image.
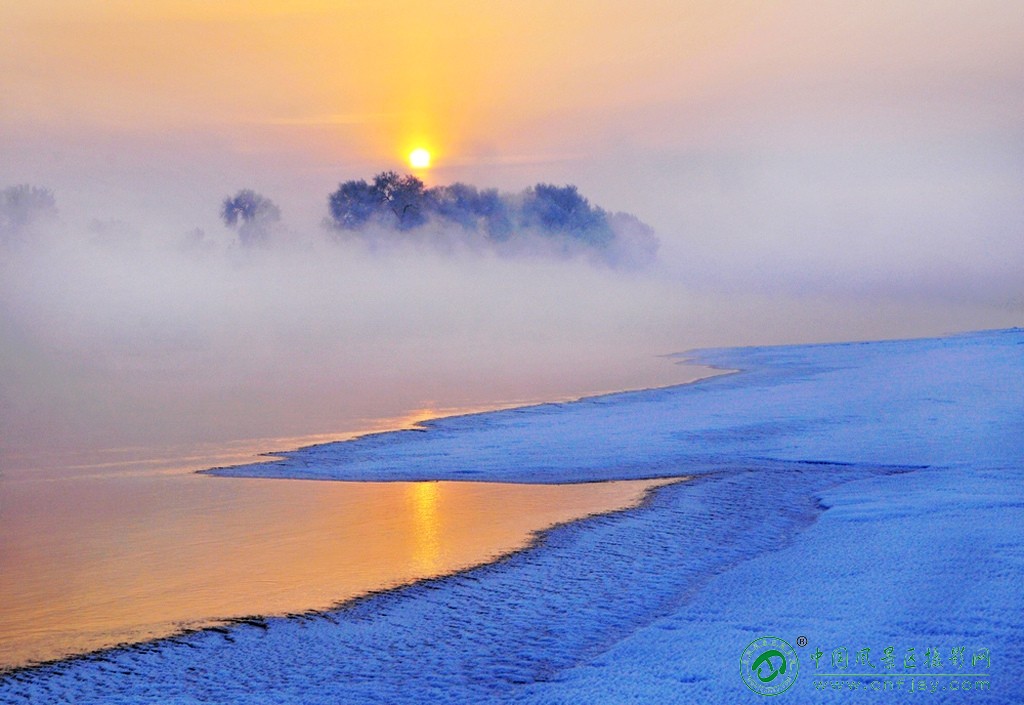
[409,148,431,169]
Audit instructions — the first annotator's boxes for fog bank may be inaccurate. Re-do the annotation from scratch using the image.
[1,189,1018,472]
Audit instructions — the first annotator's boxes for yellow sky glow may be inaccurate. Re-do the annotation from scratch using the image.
[1,1,1020,196]
[0,1,763,171]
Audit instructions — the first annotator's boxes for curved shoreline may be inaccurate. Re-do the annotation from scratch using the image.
[4,329,1020,703]
[0,476,680,674]
[0,475,686,679]
[200,362,728,481]
[2,458,937,704]
[0,359,719,672]
[204,363,736,485]
[205,329,1020,486]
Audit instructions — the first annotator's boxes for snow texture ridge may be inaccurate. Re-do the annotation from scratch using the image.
[2,328,1021,703]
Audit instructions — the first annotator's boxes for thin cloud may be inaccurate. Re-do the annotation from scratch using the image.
[258,113,399,126]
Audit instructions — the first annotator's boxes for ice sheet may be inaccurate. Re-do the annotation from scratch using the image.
[3,328,1021,703]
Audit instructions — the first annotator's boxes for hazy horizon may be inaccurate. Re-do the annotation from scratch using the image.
[2,1,1022,468]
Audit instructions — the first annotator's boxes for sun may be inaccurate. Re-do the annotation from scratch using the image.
[409,148,431,169]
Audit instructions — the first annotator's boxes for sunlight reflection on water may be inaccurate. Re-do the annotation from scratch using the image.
[0,451,677,670]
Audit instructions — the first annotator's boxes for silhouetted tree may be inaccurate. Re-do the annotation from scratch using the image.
[327,179,378,230]
[520,184,613,246]
[372,172,427,230]
[426,183,512,240]
[322,173,656,266]
[475,188,514,240]
[0,184,57,245]
[221,190,281,246]
[426,182,480,230]
[328,172,429,231]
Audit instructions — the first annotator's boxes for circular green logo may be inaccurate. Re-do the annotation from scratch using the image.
[740,636,799,696]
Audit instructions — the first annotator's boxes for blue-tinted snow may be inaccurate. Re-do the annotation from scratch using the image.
[208,329,1022,482]
[3,328,1021,703]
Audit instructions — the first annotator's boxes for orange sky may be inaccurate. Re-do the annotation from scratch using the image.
[3,2,1019,168]
[1,1,1021,476]
[1,1,1021,285]
[0,1,768,166]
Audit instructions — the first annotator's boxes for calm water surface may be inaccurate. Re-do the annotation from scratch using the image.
[0,347,713,671]
[0,425,683,670]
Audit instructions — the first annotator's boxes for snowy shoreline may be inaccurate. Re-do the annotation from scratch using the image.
[3,329,1021,703]
[208,328,1020,485]
[201,364,729,484]
[0,477,681,679]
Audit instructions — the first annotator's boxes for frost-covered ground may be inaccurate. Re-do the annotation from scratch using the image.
[2,328,1021,703]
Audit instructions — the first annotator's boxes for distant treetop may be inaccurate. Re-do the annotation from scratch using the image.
[324,173,654,266]
[0,184,58,246]
[221,189,281,246]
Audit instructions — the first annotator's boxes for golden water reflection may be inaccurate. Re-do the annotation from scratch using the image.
[0,468,681,670]
[409,482,441,575]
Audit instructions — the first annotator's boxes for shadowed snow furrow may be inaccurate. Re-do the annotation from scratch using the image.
[0,462,898,704]
[4,329,1021,703]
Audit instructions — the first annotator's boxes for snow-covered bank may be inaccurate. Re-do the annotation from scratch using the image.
[2,329,1021,703]
[210,328,1021,482]
[513,464,1024,705]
